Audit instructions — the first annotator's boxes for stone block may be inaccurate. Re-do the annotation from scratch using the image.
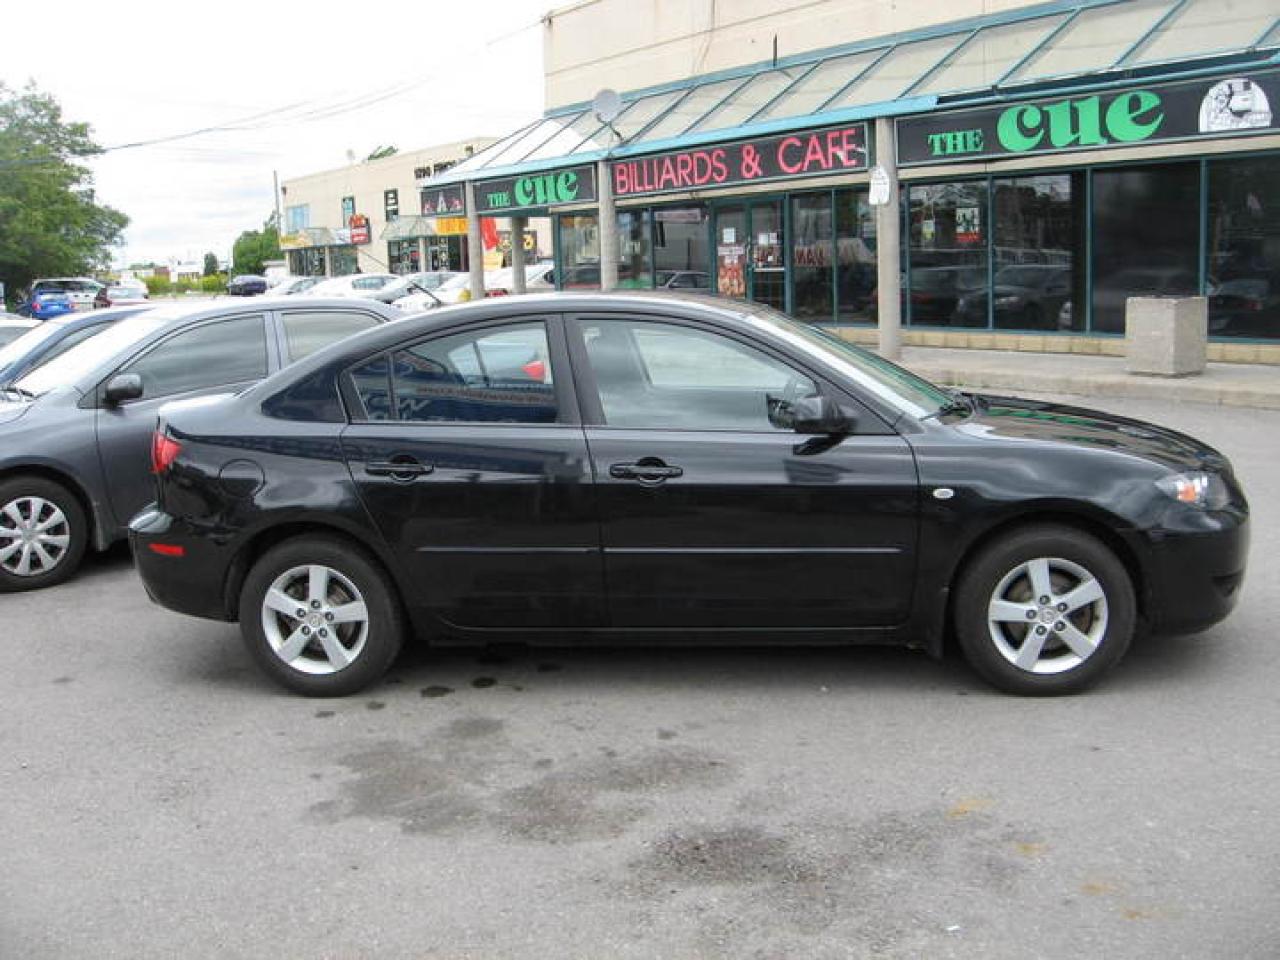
[1125,297,1207,376]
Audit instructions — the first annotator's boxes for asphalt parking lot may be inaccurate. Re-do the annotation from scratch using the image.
[3,393,1278,960]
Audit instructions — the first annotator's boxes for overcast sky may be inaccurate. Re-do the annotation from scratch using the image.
[3,0,551,267]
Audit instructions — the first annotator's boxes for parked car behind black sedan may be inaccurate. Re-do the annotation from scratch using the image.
[131,293,1248,697]
[0,305,150,387]
[227,275,268,296]
[0,296,402,591]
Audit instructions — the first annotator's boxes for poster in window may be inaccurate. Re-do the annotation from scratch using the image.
[717,244,746,297]
[956,206,981,244]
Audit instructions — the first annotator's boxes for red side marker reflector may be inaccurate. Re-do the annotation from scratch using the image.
[148,543,185,557]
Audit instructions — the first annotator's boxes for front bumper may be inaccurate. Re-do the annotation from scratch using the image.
[129,507,236,622]
[1141,507,1249,635]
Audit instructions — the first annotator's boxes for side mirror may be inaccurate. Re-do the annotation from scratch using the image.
[770,394,853,435]
[103,373,143,406]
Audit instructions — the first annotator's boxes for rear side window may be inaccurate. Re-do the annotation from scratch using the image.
[349,322,556,424]
[121,315,268,400]
[281,310,381,362]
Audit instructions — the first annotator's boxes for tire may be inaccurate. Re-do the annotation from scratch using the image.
[0,476,89,592]
[239,535,405,697]
[954,525,1135,696]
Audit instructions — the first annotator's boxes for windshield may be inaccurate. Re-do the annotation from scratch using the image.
[738,302,954,418]
[17,311,170,395]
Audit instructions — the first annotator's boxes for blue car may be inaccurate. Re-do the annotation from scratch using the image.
[15,288,76,320]
[0,305,149,388]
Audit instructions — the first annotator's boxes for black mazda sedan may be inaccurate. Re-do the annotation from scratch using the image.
[130,293,1249,697]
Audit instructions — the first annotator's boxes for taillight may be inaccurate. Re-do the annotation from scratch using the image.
[31,300,42,314]
[151,430,182,474]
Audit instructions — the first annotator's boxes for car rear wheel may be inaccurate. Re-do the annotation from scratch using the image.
[954,525,1135,695]
[0,476,88,592]
[240,536,404,696]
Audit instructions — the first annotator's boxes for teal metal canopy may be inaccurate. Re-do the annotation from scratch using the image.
[423,0,1280,189]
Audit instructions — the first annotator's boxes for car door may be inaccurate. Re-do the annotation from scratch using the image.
[339,315,603,630]
[567,313,919,630]
[95,312,274,529]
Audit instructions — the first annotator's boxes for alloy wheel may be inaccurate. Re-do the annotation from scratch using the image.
[260,564,370,675]
[986,556,1109,675]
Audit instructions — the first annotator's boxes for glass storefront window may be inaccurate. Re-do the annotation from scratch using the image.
[908,182,988,327]
[836,188,875,325]
[1207,155,1280,340]
[992,174,1084,331]
[388,239,420,274]
[791,193,833,321]
[329,245,358,276]
[653,206,710,291]
[616,210,653,289]
[750,201,786,312]
[1092,164,1199,333]
[558,213,600,289]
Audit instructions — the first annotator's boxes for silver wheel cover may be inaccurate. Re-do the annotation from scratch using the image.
[260,564,370,675]
[986,556,1109,675]
[0,496,71,577]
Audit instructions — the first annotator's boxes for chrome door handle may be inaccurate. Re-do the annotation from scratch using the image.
[609,460,683,483]
[366,457,433,480]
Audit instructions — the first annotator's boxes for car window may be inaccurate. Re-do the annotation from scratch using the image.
[581,319,818,431]
[120,314,268,400]
[34,323,109,367]
[352,322,556,424]
[352,277,388,290]
[281,310,381,362]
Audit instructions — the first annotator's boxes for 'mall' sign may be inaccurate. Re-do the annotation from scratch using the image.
[896,70,1277,166]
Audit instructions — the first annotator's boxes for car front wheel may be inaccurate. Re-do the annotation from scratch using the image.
[239,536,405,696]
[0,476,88,592]
[954,525,1136,695]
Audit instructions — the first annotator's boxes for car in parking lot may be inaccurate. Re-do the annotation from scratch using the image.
[0,305,150,387]
[303,274,399,299]
[129,292,1248,698]
[26,278,105,312]
[14,288,76,320]
[0,297,403,591]
[94,283,152,309]
[227,275,269,296]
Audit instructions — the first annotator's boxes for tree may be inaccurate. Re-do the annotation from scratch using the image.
[231,217,281,276]
[0,83,127,301]
[203,252,219,276]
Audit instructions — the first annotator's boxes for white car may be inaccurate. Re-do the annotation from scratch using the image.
[486,262,557,296]
[31,277,104,312]
[302,274,399,299]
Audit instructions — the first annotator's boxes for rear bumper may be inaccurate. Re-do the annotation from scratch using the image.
[129,507,236,622]
[1142,508,1249,635]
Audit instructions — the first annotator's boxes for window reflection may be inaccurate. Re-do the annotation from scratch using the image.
[908,182,987,327]
[1208,156,1280,339]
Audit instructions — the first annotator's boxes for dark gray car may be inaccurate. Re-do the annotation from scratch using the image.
[0,296,404,591]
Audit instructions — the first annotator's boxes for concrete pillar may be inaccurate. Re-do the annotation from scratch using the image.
[465,181,485,300]
[874,116,902,361]
[597,159,618,291]
[510,216,527,294]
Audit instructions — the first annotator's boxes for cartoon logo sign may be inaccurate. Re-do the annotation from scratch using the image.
[1199,78,1273,133]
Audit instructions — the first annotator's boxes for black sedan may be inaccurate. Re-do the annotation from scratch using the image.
[130,293,1249,697]
[227,275,268,296]
[0,297,401,591]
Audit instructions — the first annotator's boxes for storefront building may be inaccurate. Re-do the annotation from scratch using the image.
[279,138,498,277]
[420,0,1280,362]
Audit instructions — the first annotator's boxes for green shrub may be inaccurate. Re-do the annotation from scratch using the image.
[144,276,172,296]
[200,275,225,294]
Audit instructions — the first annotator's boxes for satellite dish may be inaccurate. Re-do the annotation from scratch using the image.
[592,88,622,124]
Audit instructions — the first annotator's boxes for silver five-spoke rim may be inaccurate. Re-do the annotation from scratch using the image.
[987,556,1108,675]
[0,497,71,577]
[261,564,369,675]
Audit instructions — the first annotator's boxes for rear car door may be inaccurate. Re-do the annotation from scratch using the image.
[568,313,919,630]
[339,315,603,630]
[95,313,273,529]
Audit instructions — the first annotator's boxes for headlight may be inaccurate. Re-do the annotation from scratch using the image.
[1155,471,1230,509]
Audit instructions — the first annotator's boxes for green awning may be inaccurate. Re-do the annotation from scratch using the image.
[421,0,1279,188]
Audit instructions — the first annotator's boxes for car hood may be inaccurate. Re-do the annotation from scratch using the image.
[956,394,1226,472]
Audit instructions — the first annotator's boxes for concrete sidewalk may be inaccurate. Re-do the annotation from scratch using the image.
[895,345,1280,410]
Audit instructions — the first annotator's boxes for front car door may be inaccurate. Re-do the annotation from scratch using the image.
[339,315,603,631]
[95,312,273,530]
[567,313,919,631]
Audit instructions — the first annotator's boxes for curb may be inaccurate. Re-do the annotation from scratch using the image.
[904,364,1280,410]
